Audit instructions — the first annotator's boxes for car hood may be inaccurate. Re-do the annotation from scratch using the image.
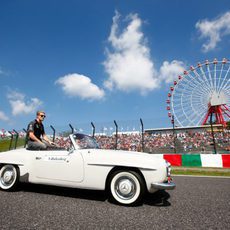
[83,149,166,170]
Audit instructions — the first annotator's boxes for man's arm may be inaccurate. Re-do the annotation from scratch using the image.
[43,133,54,145]
[28,131,44,144]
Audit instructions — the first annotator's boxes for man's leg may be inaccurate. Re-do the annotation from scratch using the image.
[27,141,47,150]
[42,140,64,150]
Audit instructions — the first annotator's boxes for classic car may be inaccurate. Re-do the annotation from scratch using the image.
[0,133,175,205]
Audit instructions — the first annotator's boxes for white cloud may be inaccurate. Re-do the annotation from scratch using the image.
[55,73,105,100]
[0,110,9,121]
[196,11,230,52]
[103,11,159,95]
[159,60,186,84]
[7,91,43,116]
[55,12,185,100]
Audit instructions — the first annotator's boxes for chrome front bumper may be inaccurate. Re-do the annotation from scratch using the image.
[151,181,176,190]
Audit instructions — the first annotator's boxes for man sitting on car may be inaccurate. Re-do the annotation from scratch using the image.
[27,111,55,150]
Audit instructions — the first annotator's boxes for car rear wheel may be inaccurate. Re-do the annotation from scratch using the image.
[109,170,145,205]
[0,165,19,191]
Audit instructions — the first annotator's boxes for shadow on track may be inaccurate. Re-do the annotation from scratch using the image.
[19,183,107,202]
[17,183,171,206]
[144,190,171,206]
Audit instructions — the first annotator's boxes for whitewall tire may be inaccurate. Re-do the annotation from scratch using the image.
[109,170,145,205]
[0,165,19,191]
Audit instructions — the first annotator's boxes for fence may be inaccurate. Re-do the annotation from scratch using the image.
[48,120,229,154]
[1,119,229,154]
[144,126,229,154]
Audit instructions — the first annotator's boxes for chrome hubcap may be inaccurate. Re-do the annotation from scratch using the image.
[0,168,15,187]
[115,177,136,199]
[119,179,133,195]
[3,171,14,183]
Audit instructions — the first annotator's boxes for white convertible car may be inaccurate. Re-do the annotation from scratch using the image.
[0,133,175,205]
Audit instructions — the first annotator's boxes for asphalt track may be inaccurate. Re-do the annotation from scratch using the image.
[0,176,229,230]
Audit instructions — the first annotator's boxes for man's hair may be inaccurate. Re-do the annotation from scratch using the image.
[36,110,45,116]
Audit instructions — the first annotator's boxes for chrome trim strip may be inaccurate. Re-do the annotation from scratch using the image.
[87,163,157,171]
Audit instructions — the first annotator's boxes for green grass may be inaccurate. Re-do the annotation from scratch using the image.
[0,138,26,152]
[172,167,230,177]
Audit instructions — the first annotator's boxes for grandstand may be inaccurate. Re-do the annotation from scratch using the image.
[94,130,229,154]
[92,124,230,154]
[1,123,229,154]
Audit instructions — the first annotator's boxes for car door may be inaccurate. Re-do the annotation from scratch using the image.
[34,149,84,183]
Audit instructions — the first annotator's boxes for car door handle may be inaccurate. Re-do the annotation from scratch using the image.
[36,157,42,160]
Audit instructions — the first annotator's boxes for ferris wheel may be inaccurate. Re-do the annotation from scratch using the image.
[166,58,230,127]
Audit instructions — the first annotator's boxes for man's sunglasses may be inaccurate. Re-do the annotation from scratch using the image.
[40,114,46,118]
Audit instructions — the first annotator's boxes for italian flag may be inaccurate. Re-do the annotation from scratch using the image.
[160,154,230,168]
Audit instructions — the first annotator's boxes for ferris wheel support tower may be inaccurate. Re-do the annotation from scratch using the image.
[202,91,230,126]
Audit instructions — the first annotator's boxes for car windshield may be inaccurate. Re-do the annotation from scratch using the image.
[73,133,100,149]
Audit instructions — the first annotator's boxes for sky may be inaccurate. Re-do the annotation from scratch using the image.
[0,0,230,134]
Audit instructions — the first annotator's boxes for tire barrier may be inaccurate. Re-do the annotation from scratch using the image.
[154,154,230,168]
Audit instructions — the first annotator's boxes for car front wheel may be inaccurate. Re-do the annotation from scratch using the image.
[0,165,19,191]
[109,170,145,205]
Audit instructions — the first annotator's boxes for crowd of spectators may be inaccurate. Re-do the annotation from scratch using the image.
[173,131,230,153]
[0,130,25,139]
[96,134,142,151]
[1,128,229,153]
[94,130,230,153]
